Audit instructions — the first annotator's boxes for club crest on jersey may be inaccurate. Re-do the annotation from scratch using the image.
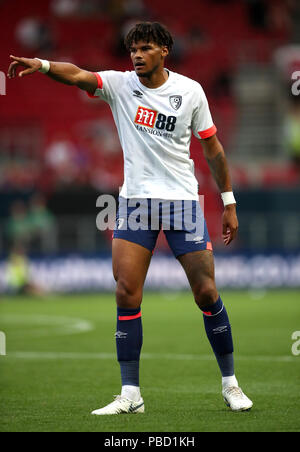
[169,95,182,111]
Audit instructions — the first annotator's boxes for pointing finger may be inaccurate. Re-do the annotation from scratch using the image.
[19,67,36,77]
[10,55,23,62]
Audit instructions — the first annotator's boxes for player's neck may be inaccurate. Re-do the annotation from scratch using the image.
[138,68,169,89]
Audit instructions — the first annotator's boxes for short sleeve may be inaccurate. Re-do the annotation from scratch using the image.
[192,84,217,140]
[87,70,125,103]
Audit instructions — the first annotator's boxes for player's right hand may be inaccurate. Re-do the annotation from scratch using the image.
[7,55,42,79]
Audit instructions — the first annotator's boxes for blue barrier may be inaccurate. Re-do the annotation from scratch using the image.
[1,253,300,293]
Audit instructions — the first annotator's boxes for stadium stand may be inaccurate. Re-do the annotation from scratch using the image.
[0,0,295,253]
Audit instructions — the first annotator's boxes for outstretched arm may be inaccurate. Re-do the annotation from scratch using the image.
[201,134,238,246]
[7,55,97,94]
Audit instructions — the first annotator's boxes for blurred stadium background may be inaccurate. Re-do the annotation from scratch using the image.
[0,0,300,294]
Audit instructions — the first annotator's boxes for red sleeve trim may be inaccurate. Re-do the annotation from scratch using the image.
[198,125,217,139]
[87,72,103,98]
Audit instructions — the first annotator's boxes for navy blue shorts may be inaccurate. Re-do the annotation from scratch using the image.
[113,197,212,258]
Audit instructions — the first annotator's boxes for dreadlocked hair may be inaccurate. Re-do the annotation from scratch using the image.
[124,22,174,53]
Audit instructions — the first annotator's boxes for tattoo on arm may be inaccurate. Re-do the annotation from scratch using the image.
[205,151,232,193]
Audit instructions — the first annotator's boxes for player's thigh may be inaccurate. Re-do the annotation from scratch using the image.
[178,250,218,306]
[112,238,152,306]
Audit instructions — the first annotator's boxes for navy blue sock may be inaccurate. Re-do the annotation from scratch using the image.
[116,307,143,387]
[201,296,234,377]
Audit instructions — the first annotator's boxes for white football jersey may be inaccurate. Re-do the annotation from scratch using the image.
[88,69,217,200]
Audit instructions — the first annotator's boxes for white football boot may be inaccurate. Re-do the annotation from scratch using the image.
[91,395,145,415]
[222,386,253,412]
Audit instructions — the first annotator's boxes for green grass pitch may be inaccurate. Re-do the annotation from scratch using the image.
[0,290,299,432]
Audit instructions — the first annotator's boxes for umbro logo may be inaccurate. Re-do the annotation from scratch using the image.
[213,326,228,334]
[193,235,204,244]
[115,331,128,339]
[133,90,143,98]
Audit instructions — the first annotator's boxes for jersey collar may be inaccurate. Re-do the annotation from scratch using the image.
[134,69,171,93]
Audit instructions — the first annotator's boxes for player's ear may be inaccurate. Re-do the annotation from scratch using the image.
[161,46,169,58]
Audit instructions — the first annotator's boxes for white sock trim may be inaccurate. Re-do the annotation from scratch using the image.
[222,375,238,388]
[121,385,141,402]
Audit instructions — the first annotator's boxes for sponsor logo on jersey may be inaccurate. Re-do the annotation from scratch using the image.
[169,95,182,111]
[134,106,158,128]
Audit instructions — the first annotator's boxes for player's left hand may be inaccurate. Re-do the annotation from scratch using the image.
[222,204,238,246]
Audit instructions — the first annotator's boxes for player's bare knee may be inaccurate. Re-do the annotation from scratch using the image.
[116,279,142,309]
[193,281,218,309]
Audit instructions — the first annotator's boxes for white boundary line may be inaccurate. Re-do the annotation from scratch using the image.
[4,351,297,363]
[0,314,94,337]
